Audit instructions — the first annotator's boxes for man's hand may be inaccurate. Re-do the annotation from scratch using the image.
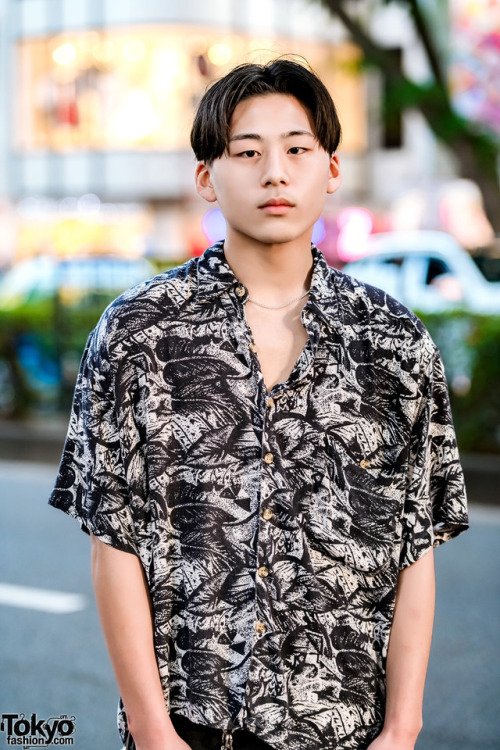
[135,736,191,750]
[366,728,417,750]
[131,719,192,750]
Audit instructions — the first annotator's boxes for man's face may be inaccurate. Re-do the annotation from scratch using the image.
[196,93,341,247]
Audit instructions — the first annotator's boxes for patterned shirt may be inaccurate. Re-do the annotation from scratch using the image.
[48,240,469,750]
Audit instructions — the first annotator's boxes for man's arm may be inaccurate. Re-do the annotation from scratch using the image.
[90,534,189,750]
[367,547,436,750]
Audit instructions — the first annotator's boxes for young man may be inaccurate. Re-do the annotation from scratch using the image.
[48,58,469,750]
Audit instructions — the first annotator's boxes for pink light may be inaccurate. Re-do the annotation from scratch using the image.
[336,207,374,262]
[201,209,226,243]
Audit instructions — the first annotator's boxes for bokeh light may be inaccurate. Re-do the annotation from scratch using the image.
[52,43,76,66]
[208,43,233,66]
[336,207,373,262]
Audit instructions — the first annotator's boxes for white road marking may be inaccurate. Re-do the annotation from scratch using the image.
[0,583,86,613]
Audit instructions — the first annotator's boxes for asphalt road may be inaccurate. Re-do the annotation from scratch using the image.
[1,461,499,750]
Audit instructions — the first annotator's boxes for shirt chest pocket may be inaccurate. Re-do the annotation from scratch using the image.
[303,432,405,576]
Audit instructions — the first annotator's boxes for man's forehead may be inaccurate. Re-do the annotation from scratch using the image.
[228,93,316,137]
[228,128,315,143]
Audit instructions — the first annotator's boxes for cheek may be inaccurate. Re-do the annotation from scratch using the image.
[309,172,332,203]
[212,183,235,210]
[307,154,331,180]
[210,168,235,200]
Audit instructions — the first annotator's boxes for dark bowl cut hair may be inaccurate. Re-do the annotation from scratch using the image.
[190,56,342,166]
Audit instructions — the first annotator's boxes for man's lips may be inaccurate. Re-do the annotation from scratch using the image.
[258,197,295,208]
[258,198,295,214]
[260,204,294,214]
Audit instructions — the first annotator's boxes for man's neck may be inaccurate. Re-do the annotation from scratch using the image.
[222,232,314,304]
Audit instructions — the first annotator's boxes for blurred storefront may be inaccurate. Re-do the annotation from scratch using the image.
[0,0,497,270]
[1,0,370,267]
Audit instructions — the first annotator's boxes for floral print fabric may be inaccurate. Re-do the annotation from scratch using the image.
[48,240,469,750]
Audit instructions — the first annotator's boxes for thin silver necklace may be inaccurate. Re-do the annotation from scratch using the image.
[247,290,310,310]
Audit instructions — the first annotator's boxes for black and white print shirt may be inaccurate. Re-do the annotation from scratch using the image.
[49,240,469,750]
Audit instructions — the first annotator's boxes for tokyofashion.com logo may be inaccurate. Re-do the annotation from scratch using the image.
[0,713,75,747]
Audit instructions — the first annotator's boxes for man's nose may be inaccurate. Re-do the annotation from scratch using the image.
[260,150,289,186]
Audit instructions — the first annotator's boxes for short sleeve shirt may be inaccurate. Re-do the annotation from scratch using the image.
[48,240,469,750]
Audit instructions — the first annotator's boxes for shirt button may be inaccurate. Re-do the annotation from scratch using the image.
[235,284,246,297]
[266,397,274,408]
[249,342,258,353]
[264,452,274,464]
[258,565,269,577]
[262,508,273,520]
[360,459,371,469]
[255,621,267,634]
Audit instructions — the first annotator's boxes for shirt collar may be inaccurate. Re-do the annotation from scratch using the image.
[196,240,240,301]
[196,239,340,328]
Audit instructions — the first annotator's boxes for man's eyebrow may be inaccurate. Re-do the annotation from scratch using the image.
[228,129,315,142]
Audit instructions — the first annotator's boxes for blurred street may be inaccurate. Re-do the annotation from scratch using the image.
[1,460,499,750]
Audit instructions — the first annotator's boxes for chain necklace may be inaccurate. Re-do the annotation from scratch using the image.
[247,290,310,310]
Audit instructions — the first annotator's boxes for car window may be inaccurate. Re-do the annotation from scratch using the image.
[426,257,451,285]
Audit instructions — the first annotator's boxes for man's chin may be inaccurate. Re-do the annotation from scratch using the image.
[232,227,310,247]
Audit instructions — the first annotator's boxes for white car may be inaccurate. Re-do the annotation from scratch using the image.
[341,231,500,314]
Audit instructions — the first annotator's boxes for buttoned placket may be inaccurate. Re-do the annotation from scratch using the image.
[223,283,326,639]
[209,264,342,734]
[254,390,276,637]
[223,283,274,644]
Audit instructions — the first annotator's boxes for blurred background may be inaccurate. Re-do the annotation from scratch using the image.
[0,1,498,749]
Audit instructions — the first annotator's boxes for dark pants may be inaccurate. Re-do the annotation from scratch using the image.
[169,712,275,750]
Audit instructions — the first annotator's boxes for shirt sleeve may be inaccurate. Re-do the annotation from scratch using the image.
[399,343,469,571]
[48,324,139,556]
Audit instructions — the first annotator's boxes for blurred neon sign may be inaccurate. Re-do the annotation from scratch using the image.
[336,207,373,262]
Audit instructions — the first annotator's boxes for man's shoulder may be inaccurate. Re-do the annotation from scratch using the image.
[331,265,430,345]
[112,256,196,311]
[91,257,198,349]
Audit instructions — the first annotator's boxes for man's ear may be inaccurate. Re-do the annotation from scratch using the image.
[326,154,342,195]
[195,162,218,203]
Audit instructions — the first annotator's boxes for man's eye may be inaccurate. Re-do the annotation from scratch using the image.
[235,147,306,157]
